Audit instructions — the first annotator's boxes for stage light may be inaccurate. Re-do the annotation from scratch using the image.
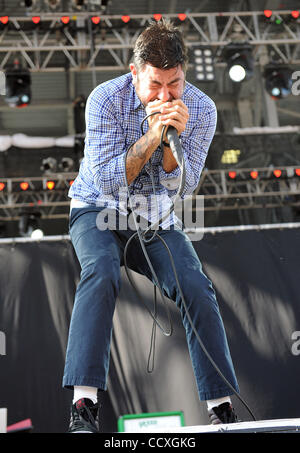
[72,0,87,8]
[228,171,237,179]
[250,171,258,179]
[264,10,273,19]
[41,157,57,174]
[295,168,300,176]
[61,16,70,25]
[264,66,293,99]
[221,149,240,164]
[121,15,130,23]
[225,44,254,83]
[59,157,75,172]
[46,0,60,9]
[4,61,31,108]
[20,182,29,191]
[153,14,162,21]
[91,16,101,25]
[178,14,186,21]
[291,11,299,20]
[19,213,44,239]
[194,48,215,82]
[0,182,5,191]
[0,16,9,25]
[273,169,282,178]
[32,17,41,25]
[46,180,56,190]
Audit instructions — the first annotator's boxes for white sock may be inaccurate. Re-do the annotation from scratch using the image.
[73,386,98,405]
[206,396,231,411]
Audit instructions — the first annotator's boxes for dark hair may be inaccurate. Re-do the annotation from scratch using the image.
[133,19,188,73]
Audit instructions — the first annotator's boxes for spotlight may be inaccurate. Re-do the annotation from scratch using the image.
[59,157,75,172]
[41,157,57,174]
[46,180,56,190]
[264,66,293,99]
[121,15,131,23]
[19,213,44,239]
[46,0,60,9]
[194,48,215,82]
[4,60,31,108]
[225,44,254,83]
[71,0,87,8]
[178,14,186,21]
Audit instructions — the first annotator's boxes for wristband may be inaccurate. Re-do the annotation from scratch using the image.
[162,141,170,148]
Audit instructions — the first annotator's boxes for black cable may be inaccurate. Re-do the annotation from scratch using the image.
[123,112,256,421]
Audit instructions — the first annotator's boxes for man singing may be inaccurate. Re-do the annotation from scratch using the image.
[63,19,240,433]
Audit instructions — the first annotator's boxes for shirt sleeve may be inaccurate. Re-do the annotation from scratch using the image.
[159,98,217,197]
[84,88,128,195]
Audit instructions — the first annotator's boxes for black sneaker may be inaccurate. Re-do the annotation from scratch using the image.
[67,398,100,433]
[208,402,238,425]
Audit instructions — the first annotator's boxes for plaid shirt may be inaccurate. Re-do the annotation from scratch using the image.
[69,72,217,227]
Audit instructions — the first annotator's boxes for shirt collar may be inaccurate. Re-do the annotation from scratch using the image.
[129,76,143,111]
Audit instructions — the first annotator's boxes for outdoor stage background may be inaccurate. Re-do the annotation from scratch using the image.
[0,228,300,433]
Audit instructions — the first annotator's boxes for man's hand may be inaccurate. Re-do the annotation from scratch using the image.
[147,99,189,173]
[145,99,189,140]
[159,99,189,137]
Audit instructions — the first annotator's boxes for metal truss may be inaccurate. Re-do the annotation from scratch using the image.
[0,10,300,72]
[0,173,74,221]
[1,165,300,221]
[195,165,300,211]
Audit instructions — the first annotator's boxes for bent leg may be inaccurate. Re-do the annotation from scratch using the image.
[63,208,122,390]
[134,227,239,401]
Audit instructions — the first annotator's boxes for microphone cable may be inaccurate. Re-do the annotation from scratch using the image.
[122,111,256,421]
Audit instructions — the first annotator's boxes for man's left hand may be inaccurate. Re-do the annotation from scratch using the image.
[159,99,189,137]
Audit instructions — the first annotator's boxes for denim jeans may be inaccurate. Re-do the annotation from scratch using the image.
[63,206,239,401]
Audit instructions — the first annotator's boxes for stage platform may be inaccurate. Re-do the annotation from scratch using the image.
[137,418,300,433]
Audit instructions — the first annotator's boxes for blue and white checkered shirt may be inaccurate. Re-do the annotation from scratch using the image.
[69,72,217,228]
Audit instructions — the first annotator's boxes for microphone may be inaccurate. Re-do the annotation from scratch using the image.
[166,126,183,167]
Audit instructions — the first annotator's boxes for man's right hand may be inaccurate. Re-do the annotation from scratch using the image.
[145,100,168,142]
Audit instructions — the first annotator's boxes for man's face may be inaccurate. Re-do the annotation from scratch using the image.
[130,63,185,107]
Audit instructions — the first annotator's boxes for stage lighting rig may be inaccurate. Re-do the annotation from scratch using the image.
[224,43,254,83]
[264,65,293,99]
[4,61,31,108]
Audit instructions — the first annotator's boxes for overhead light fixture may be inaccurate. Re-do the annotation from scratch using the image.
[264,65,293,99]
[19,213,44,239]
[41,157,57,174]
[4,60,31,108]
[46,0,60,9]
[121,15,131,23]
[59,157,75,172]
[224,43,254,83]
[194,48,215,82]
[221,149,241,164]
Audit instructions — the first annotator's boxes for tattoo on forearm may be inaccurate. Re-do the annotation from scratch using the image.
[126,131,158,185]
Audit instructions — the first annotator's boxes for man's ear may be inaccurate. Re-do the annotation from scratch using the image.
[130,63,138,83]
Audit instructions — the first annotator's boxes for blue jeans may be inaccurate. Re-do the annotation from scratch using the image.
[63,207,239,401]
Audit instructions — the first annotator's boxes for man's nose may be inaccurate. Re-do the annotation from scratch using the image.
[158,86,171,102]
